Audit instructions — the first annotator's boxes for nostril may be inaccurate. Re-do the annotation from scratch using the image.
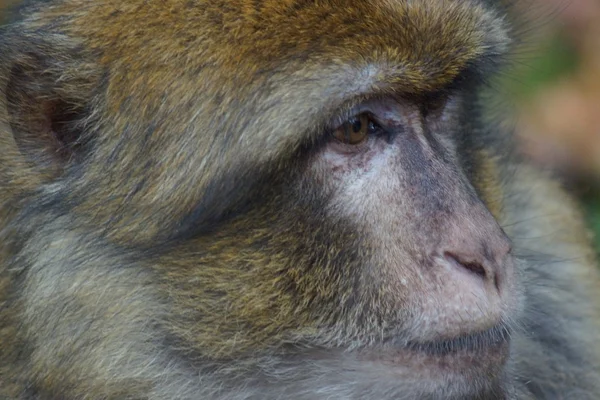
[444,251,487,279]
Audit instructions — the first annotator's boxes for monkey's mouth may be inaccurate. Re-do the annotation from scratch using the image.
[404,323,511,356]
[349,324,513,392]
[361,323,511,371]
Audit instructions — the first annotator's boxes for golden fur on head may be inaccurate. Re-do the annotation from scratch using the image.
[8,0,511,245]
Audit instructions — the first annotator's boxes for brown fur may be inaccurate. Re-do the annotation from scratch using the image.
[1,1,600,399]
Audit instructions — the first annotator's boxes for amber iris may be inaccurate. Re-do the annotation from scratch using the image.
[332,114,376,145]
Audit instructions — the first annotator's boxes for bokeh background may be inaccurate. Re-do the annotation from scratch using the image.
[507,0,600,251]
[1,0,600,249]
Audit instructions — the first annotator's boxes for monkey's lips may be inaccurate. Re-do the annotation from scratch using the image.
[403,323,511,356]
[360,324,511,376]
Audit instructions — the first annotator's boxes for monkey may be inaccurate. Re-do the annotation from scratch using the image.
[1,0,600,399]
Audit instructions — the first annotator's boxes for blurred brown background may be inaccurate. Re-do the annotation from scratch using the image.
[1,0,600,248]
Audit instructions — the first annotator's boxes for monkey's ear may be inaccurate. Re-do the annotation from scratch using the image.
[1,34,101,181]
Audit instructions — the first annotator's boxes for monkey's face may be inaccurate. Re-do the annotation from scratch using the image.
[130,4,517,395]
[2,0,521,397]
[156,93,519,396]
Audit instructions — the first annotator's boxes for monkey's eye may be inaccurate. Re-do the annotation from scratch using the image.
[332,113,379,145]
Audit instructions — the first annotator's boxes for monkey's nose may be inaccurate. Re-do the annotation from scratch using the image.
[440,235,512,295]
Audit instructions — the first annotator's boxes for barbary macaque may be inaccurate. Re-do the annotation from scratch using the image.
[1,1,599,399]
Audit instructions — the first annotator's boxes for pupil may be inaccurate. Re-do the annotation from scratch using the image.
[351,118,362,133]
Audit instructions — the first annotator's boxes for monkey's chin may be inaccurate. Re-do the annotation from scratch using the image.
[360,324,511,389]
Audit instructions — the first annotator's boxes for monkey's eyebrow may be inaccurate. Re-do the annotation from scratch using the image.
[351,51,504,105]
[337,57,493,111]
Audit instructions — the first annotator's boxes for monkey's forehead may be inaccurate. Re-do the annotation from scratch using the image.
[34,0,509,93]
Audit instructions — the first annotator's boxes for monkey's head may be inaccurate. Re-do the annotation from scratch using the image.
[1,0,522,398]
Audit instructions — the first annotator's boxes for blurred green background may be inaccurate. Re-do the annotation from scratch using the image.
[506,0,600,252]
[1,0,600,250]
